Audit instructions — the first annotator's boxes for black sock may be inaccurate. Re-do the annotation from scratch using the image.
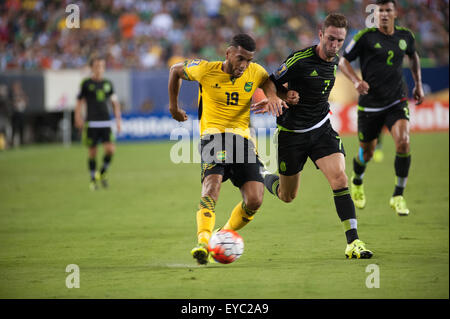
[393,153,411,196]
[333,188,359,244]
[345,229,359,245]
[264,174,280,197]
[352,157,366,186]
[393,186,404,196]
[88,158,96,180]
[101,154,112,175]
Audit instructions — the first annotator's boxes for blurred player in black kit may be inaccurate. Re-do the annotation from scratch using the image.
[339,0,424,216]
[75,57,122,190]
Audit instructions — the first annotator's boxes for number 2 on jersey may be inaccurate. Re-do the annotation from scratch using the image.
[226,92,239,105]
[387,50,394,66]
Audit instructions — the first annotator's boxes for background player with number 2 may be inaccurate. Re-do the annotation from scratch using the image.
[339,0,424,216]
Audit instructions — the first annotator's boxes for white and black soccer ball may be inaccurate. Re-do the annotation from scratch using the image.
[208,229,244,264]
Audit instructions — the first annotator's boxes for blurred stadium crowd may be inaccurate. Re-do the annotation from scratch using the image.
[0,0,449,72]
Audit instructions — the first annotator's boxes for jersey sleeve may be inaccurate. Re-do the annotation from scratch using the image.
[107,80,115,98]
[183,59,209,82]
[269,52,303,87]
[406,31,416,57]
[77,79,88,100]
[343,30,366,62]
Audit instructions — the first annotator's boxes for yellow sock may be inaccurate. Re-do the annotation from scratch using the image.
[196,208,216,245]
[223,201,257,231]
[196,196,217,245]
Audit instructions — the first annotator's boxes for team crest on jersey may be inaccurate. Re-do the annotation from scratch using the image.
[103,82,111,92]
[244,82,253,92]
[187,59,202,67]
[398,39,407,51]
[88,83,95,91]
[274,63,287,80]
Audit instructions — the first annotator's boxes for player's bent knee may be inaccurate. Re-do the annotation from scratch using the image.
[331,172,348,189]
[88,147,97,158]
[396,139,410,153]
[279,191,296,203]
[105,143,115,155]
[244,195,263,211]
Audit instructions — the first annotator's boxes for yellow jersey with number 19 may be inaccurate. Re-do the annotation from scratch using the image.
[183,59,269,139]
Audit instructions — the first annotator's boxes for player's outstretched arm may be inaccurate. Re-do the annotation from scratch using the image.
[338,57,369,95]
[168,62,189,122]
[111,94,122,133]
[251,78,288,117]
[409,52,424,105]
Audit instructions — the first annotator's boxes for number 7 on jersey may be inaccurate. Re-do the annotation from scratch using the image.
[322,80,331,94]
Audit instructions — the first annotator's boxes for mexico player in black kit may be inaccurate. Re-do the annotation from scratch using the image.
[255,14,373,259]
[339,0,424,216]
[75,57,122,190]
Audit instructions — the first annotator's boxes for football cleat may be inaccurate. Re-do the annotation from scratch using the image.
[89,180,98,191]
[390,195,409,216]
[191,243,210,265]
[100,173,108,188]
[351,177,366,209]
[345,239,373,259]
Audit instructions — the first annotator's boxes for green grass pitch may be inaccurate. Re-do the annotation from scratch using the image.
[0,132,448,298]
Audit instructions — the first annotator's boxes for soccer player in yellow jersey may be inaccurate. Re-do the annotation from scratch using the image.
[168,34,287,264]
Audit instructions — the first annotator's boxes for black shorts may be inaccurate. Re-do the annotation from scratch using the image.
[200,133,264,188]
[357,100,410,142]
[277,121,345,176]
[82,126,114,147]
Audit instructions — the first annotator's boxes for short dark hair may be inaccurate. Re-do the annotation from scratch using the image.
[376,0,396,7]
[230,33,256,52]
[89,56,105,67]
[322,13,348,32]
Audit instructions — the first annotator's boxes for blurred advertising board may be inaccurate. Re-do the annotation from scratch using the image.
[330,100,449,134]
[43,70,131,112]
[115,100,448,141]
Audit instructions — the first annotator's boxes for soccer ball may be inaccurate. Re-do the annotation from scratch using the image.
[208,229,244,264]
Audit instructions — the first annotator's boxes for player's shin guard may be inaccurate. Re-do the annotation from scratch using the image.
[223,201,257,231]
[333,188,359,244]
[393,152,411,196]
[196,196,216,245]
